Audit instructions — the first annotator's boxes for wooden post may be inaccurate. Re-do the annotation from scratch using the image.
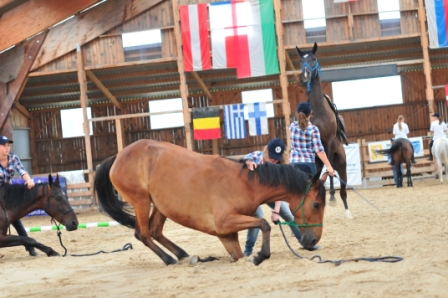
[115,118,124,152]
[76,44,94,202]
[348,3,354,40]
[273,0,291,151]
[417,0,435,119]
[172,0,192,150]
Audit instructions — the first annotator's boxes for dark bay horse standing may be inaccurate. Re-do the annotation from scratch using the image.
[377,138,416,187]
[0,174,78,256]
[296,43,352,218]
[94,140,328,266]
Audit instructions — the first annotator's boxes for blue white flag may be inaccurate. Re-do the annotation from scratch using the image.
[425,0,448,48]
[247,102,268,136]
[224,104,246,139]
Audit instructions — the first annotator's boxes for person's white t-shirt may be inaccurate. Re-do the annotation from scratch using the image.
[393,122,409,139]
[430,120,448,140]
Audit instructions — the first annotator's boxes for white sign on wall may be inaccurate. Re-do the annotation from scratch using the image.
[321,143,362,188]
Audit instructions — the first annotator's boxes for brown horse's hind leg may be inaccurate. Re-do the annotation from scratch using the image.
[149,208,190,261]
[126,195,177,266]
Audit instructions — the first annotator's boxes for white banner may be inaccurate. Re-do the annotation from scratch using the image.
[321,143,362,188]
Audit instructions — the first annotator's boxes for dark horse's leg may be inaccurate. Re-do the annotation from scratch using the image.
[396,163,403,188]
[333,145,351,218]
[0,234,59,256]
[406,161,413,187]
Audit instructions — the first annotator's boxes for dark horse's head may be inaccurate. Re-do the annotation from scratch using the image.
[44,174,79,231]
[296,42,320,91]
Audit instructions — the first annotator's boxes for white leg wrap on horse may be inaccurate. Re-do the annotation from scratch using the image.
[345,209,353,219]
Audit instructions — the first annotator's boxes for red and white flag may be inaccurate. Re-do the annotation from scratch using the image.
[209,0,279,79]
[334,0,358,3]
[180,4,211,72]
[445,85,448,107]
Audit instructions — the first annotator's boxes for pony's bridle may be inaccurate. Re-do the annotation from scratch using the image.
[291,183,323,228]
[44,184,74,221]
[300,58,321,93]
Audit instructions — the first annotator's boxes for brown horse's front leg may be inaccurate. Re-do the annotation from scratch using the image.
[0,235,59,256]
[249,218,271,265]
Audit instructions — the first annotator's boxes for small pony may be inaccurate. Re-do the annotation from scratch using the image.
[377,138,416,188]
[432,137,448,184]
[94,140,329,266]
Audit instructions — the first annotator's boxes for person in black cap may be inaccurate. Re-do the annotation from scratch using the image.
[427,112,447,161]
[289,102,335,177]
[0,135,38,256]
[241,138,303,256]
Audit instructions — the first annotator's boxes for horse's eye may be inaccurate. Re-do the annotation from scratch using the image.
[313,203,319,209]
[56,196,61,201]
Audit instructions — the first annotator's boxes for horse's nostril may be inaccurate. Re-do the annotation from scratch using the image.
[72,220,78,227]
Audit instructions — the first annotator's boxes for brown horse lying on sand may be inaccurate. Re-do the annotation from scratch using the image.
[94,140,328,266]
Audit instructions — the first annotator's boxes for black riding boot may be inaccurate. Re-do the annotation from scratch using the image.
[12,220,38,256]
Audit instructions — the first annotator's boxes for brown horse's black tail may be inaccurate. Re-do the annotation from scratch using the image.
[94,155,136,229]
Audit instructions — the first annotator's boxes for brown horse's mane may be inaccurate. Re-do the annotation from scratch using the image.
[0,183,46,210]
[241,162,312,196]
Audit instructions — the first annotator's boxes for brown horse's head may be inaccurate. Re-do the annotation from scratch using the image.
[296,42,319,88]
[43,174,79,231]
[290,171,328,250]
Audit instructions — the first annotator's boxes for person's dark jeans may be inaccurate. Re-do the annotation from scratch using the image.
[12,219,34,252]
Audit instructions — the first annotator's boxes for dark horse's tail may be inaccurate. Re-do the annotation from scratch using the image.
[94,156,136,229]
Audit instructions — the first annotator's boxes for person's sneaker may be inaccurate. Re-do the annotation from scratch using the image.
[27,248,38,257]
[243,251,252,257]
[426,157,433,161]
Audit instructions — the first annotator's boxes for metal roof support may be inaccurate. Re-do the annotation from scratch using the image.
[172,0,192,151]
[274,0,291,149]
[76,43,95,203]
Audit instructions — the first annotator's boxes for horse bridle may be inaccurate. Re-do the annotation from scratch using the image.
[291,183,323,228]
[300,58,321,93]
[44,184,75,221]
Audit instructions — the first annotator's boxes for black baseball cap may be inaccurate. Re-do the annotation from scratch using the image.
[0,136,13,145]
[267,138,285,162]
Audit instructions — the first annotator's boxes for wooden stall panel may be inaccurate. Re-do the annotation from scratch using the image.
[32,51,78,73]
[281,0,305,46]
[399,0,419,10]
[83,36,126,67]
[352,15,381,40]
[325,18,349,43]
[400,11,420,35]
[400,71,427,103]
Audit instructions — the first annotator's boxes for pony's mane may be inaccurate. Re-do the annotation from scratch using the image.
[0,183,47,210]
[244,163,309,196]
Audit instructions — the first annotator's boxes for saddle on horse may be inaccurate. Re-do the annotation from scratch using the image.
[323,94,349,145]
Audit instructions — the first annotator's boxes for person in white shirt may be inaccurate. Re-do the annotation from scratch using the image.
[392,115,409,140]
[427,112,448,161]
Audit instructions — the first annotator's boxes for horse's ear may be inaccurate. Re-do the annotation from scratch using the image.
[48,174,53,186]
[312,42,318,54]
[296,46,304,57]
[55,174,60,185]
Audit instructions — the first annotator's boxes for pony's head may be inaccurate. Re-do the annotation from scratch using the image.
[290,171,328,250]
[296,42,320,90]
[44,174,79,231]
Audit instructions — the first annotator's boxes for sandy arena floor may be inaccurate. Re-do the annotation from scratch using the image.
[1,177,447,298]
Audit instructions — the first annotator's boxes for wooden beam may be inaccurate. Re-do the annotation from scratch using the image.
[0,31,47,130]
[418,0,435,116]
[13,102,31,119]
[274,0,291,147]
[34,112,57,139]
[76,44,94,195]
[190,72,213,100]
[172,0,192,151]
[0,0,101,52]
[85,70,122,110]
[31,0,167,71]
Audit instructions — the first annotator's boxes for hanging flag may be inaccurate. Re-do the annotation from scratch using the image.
[192,107,221,140]
[425,0,448,48]
[445,85,448,107]
[247,102,268,136]
[180,4,211,71]
[334,0,358,2]
[224,104,246,139]
[209,0,279,78]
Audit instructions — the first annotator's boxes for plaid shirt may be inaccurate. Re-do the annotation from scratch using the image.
[289,121,325,163]
[243,151,264,165]
[0,153,28,185]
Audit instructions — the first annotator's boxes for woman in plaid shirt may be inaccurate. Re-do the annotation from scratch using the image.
[0,135,38,256]
[242,138,304,256]
[289,102,334,178]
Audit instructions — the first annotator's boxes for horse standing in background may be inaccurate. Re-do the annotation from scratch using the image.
[376,138,415,187]
[296,43,352,218]
[432,137,448,184]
